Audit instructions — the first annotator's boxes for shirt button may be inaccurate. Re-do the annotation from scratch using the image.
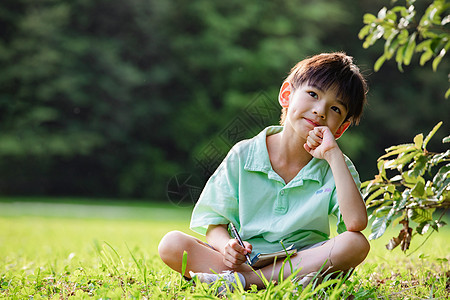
[280,190,285,196]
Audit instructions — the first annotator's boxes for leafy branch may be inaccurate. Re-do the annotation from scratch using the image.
[362,122,450,252]
[359,0,449,97]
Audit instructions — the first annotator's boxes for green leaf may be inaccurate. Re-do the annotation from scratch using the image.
[397,29,409,43]
[423,121,442,150]
[369,207,396,240]
[385,143,415,152]
[416,39,433,52]
[420,1,443,26]
[369,215,390,240]
[411,176,426,198]
[384,29,400,51]
[416,221,430,235]
[416,39,434,65]
[365,26,385,48]
[384,151,418,169]
[402,172,419,188]
[374,205,393,218]
[445,87,450,99]
[443,135,450,143]
[378,159,387,179]
[433,165,450,189]
[432,41,450,71]
[377,7,388,19]
[413,133,423,149]
[362,181,384,200]
[410,154,428,178]
[403,32,417,65]
[430,150,450,166]
[396,44,407,72]
[385,38,400,59]
[386,184,396,194]
[436,220,447,228]
[408,208,434,223]
[360,180,371,189]
[419,50,434,66]
[365,187,386,205]
[442,15,450,25]
[385,10,398,23]
[363,32,374,49]
[425,181,434,197]
[393,191,408,210]
[390,174,403,182]
[430,36,444,52]
[379,145,416,160]
[374,54,387,72]
[432,50,444,71]
[359,25,371,40]
[363,13,377,24]
[391,6,407,16]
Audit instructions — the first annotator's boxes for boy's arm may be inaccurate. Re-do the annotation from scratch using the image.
[206,224,232,251]
[305,127,368,232]
[325,150,368,231]
[206,224,252,268]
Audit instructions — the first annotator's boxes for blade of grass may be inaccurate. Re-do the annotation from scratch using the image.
[299,281,314,298]
[103,241,125,269]
[180,251,188,288]
[275,266,303,290]
[126,243,147,286]
[279,240,294,272]
[312,278,341,293]
[250,267,270,288]
[233,272,245,293]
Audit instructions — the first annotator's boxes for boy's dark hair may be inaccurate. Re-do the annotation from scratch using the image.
[280,52,368,125]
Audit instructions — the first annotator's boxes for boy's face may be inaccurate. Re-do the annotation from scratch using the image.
[279,81,350,140]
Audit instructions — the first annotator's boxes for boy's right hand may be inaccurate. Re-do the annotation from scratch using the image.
[222,239,252,269]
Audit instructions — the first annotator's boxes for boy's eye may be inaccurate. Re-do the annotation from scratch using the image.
[331,106,341,114]
[308,91,318,99]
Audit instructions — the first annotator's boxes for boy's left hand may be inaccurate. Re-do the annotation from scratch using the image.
[304,126,340,160]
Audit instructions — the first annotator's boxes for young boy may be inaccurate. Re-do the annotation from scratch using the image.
[158,52,370,291]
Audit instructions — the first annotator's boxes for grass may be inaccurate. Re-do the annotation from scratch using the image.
[0,198,449,299]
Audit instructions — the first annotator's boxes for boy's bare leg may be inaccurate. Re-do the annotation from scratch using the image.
[242,231,370,289]
[158,231,253,277]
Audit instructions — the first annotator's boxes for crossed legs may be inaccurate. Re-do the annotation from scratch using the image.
[158,231,253,276]
[158,230,370,289]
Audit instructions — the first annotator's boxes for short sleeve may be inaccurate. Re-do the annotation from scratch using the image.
[190,147,241,235]
[328,155,362,234]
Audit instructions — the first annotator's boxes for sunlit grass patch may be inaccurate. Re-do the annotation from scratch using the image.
[0,215,184,299]
[356,215,450,299]
[0,200,449,299]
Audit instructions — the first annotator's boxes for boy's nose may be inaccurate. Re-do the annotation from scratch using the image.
[313,106,326,120]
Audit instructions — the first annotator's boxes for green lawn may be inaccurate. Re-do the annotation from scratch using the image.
[0,199,449,299]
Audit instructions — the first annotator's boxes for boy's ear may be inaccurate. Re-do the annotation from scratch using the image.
[334,121,351,139]
[278,81,291,108]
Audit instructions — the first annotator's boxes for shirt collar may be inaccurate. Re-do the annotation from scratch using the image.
[244,126,329,185]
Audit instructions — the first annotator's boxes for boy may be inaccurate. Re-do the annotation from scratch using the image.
[158,52,370,291]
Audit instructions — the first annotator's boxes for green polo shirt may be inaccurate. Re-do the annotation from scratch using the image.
[190,126,361,256]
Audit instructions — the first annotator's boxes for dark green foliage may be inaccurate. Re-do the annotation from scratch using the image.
[362,122,449,251]
[0,0,360,198]
[0,0,448,200]
[359,0,449,94]
[359,0,450,250]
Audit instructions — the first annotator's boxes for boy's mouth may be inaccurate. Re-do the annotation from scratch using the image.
[305,118,320,127]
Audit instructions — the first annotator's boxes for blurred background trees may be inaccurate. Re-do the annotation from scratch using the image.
[0,0,448,201]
